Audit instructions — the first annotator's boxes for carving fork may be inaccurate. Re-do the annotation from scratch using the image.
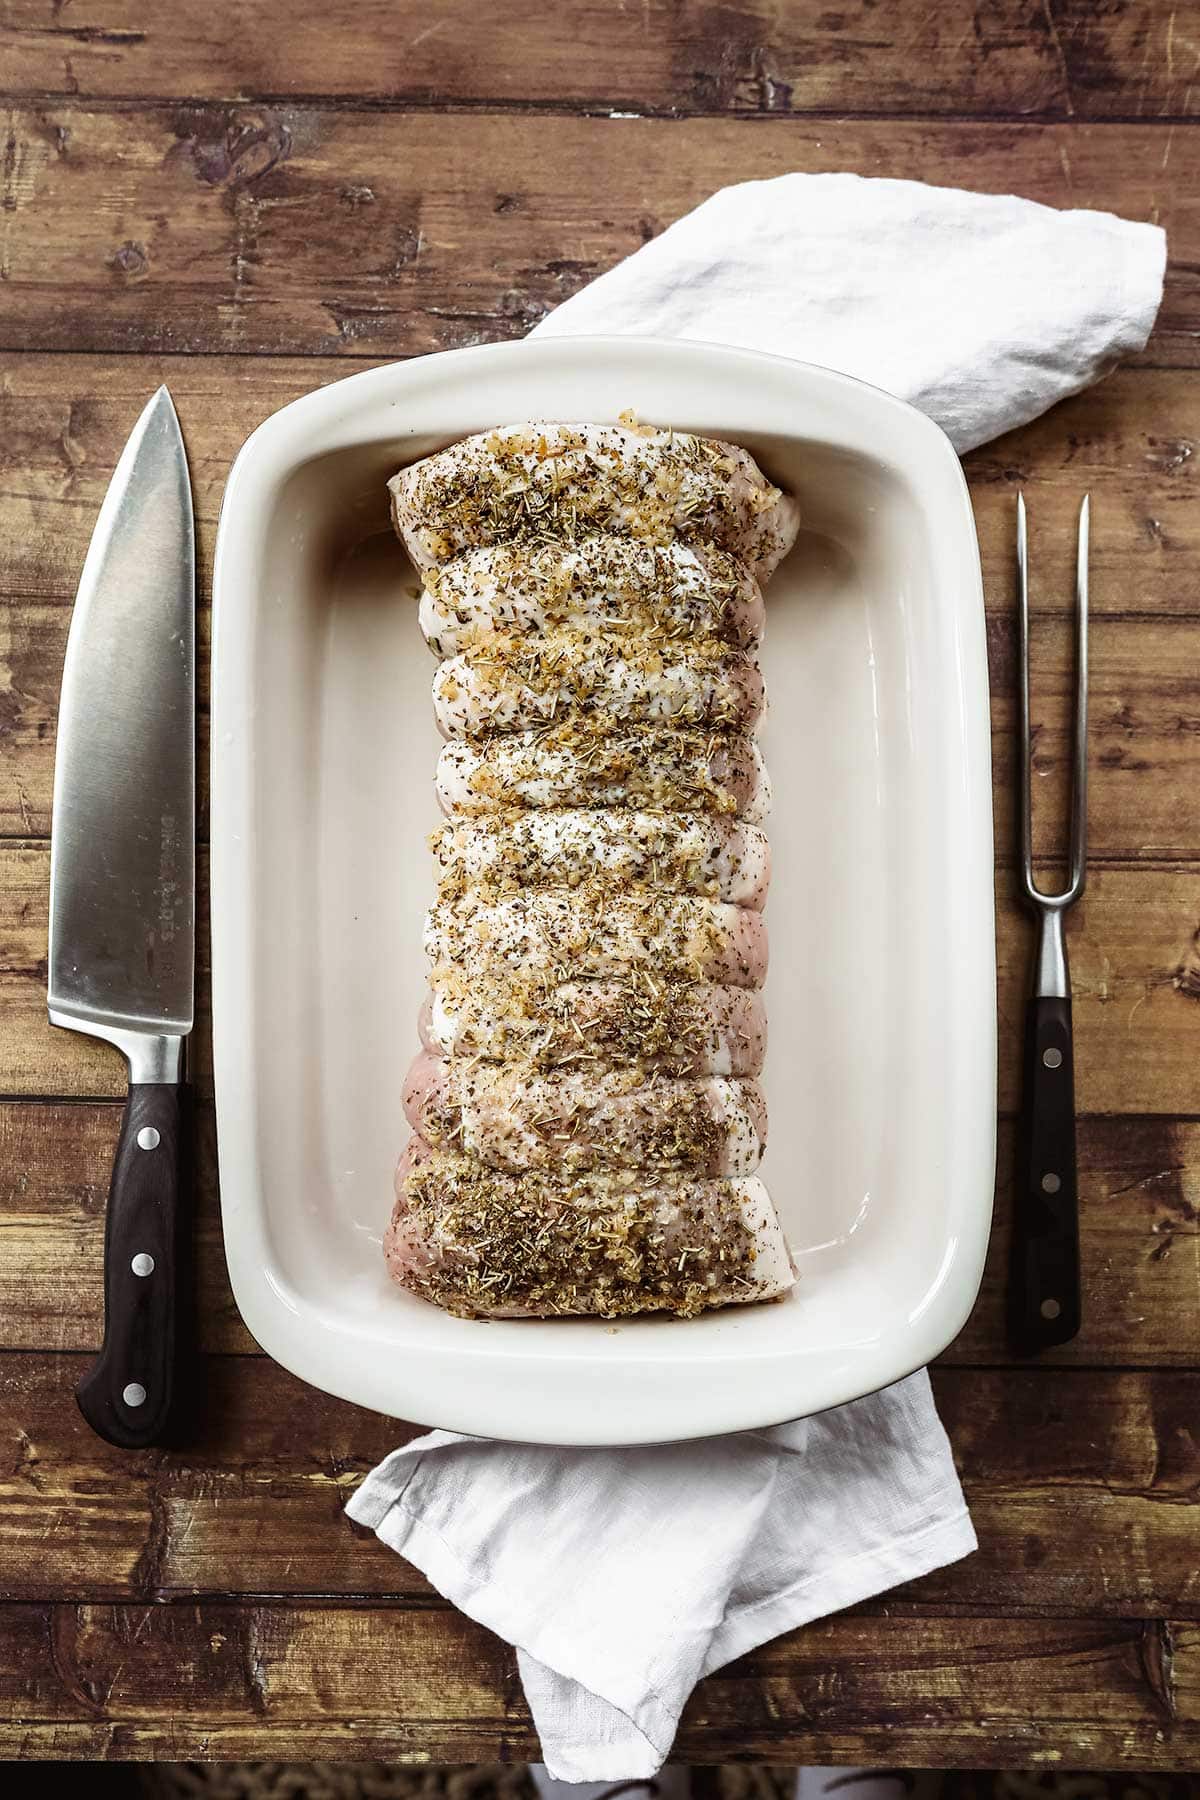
[1009,492,1088,1352]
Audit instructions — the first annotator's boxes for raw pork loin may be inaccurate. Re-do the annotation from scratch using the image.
[384,417,799,1319]
[389,421,800,579]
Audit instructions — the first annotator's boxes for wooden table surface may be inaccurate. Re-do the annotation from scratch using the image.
[3,0,1200,1767]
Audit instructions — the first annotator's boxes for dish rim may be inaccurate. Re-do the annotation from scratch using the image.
[210,333,997,1445]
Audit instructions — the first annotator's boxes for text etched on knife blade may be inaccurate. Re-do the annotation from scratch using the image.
[158,813,181,968]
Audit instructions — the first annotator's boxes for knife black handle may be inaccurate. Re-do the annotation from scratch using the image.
[76,1083,189,1449]
[1009,996,1081,1353]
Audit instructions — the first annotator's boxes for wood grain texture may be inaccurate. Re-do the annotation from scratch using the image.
[961,1116,1200,1364]
[0,108,1192,361]
[3,355,1199,843]
[0,1,1195,121]
[3,1103,1198,1366]
[9,587,1200,859]
[0,1600,1195,1765]
[4,1353,1200,1617]
[3,0,1199,1759]
[0,1102,246,1353]
[6,844,1200,1111]
[3,360,1192,616]
[0,843,209,1098]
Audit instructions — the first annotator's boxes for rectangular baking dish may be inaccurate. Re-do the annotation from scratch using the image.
[211,336,996,1445]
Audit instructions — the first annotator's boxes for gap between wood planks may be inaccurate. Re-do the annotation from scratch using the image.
[0,345,1192,366]
[0,108,1193,361]
[0,1604,1191,1764]
[0,0,1190,124]
[0,1599,1180,1624]
[1,92,1200,124]
[0,1347,1194,1373]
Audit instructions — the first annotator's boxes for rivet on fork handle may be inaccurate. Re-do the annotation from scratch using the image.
[1008,493,1088,1354]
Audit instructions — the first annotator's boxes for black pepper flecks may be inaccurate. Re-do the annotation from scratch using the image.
[392,1151,772,1320]
[390,420,798,578]
[385,416,797,1319]
[420,535,765,657]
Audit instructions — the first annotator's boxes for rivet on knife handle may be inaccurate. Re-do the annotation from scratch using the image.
[76,1081,190,1448]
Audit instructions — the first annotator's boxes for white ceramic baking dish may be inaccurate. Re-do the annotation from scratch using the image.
[211,336,996,1445]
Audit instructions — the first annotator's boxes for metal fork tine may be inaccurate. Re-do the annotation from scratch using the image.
[1019,492,1090,906]
[1069,494,1090,899]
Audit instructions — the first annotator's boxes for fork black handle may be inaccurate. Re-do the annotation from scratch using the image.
[1009,995,1081,1353]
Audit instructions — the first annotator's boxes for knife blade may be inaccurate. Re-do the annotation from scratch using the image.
[48,386,196,1449]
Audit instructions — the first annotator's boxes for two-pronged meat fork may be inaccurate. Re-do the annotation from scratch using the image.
[1009,493,1088,1352]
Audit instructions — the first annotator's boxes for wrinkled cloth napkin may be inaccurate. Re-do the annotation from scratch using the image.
[348,174,1165,1781]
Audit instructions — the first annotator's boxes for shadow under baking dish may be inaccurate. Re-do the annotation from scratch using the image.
[212,338,995,1443]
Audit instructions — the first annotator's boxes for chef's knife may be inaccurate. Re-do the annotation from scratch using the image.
[48,387,195,1449]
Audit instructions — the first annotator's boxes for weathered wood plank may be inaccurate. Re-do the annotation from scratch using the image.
[4,1354,1200,1615]
[988,612,1200,866]
[0,599,213,843]
[956,1115,1200,1364]
[0,109,1192,360]
[0,1,1193,122]
[1053,1,1200,119]
[0,357,320,605]
[0,4,1193,1771]
[0,843,210,1097]
[0,1101,244,1353]
[4,360,1195,617]
[0,1600,1194,1765]
[992,863,1200,1116]
[8,601,1198,859]
[3,1104,1197,1366]
[5,845,1200,1111]
[3,356,1198,842]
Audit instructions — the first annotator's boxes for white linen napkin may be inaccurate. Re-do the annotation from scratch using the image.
[534,172,1166,453]
[348,1372,974,1778]
[347,174,1165,1781]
